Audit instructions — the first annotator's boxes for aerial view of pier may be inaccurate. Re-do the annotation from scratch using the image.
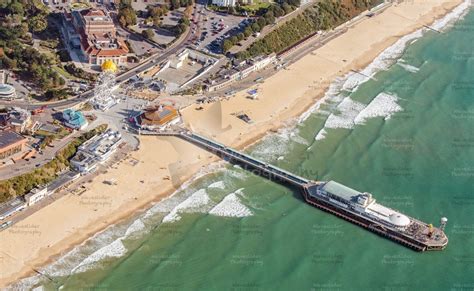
[0,0,472,290]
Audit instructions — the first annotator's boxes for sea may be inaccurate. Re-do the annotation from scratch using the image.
[15,1,474,290]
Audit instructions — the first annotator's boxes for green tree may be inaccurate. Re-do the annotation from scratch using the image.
[8,2,24,17]
[222,39,233,52]
[29,14,47,32]
[256,17,266,28]
[153,16,161,27]
[243,26,252,38]
[282,3,292,14]
[170,0,180,10]
[251,22,260,32]
[142,28,154,40]
[118,7,137,27]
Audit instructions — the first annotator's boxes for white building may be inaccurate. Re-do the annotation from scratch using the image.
[71,130,122,173]
[0,84,16,100]
[24,187,49,206]
[70,151,99,173]
[212,0,236,7]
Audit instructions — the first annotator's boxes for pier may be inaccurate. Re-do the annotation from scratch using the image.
[142,130,447,252]
[147,130,312,188]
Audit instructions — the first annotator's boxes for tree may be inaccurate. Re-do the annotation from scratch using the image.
[29,14,47,32]
[118,7,137,27]
[170,0,180,10]
[257,17,266,28]
[273,5,285,17]
[243,26,252,38]
[236,32,244,41]
[181,16,190,26]
[153,16,161,27]
[282,3,293,14]
[8,2,24,17]
[1,57,17,69]
[142,28,154,40]
[222,39,233,52]
[251,22,260,32]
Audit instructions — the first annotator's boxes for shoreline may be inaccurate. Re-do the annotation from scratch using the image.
[0,0,467,287]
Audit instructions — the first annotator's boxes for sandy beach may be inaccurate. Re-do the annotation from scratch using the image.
[0,0,466,287]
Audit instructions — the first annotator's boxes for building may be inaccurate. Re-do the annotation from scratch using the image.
[70,151,99,173]
[70,130,122,173]
[0,130,28,160]
[62,109,88,130]
[0,107,32,133]
[78,129,122,162]
[212,0,236,7]
[24,187,49,206]
[208,54,276,92]
[135,105,180,131]
[0,84,16,100]
[0,197,26,220]
[63,8,129,66]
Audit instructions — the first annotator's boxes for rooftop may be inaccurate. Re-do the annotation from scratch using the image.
[79,130,122,156]
[0,197,26,219]
[321,180,361,202]
[0,84,15,96]
[62,109,87,127]
[137,106,178,126]
[0,130,27,149]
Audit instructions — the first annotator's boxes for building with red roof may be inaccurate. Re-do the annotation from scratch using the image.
[63,8,129,66]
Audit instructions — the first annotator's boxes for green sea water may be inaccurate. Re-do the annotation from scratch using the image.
[36,6,474,291]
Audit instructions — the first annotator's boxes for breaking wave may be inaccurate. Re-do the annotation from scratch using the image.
[209,189,253,218]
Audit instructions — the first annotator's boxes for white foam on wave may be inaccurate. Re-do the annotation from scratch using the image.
[314,92,403,140]
[71,239,127,274]
[354,92,402,125]
[325,97,366,129]
[143,162,224,219]
[431,0,471,31]
[251,128,294,160]
[208,180,226,189]
[124,219,146,237]
[162,189,210,223]
[344,30,424,92]
[209,189,252,218]
[315,128,327,141]
[299,77,346,123]
[306,0,472,141]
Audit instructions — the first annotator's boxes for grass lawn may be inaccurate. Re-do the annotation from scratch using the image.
[36,127,71,140]
[240,1,271,12]
[52,65,80,81]
[71,2,90,9]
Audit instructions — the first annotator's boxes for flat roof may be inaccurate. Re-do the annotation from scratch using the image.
[0,130,27,149]
[322,180,361,202]
[0,84,15,96]
[0,197,26,217]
